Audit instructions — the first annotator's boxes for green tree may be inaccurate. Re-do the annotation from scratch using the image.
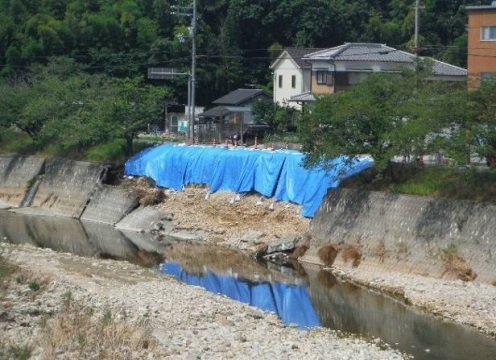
[298,68,469,172]
[98,77,168,155]
[467,81,496,162]
[0,57,169,157]
[252,100,296,132]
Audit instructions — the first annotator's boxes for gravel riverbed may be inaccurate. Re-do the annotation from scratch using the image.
[2,240,496,359]
[2,243,408,360]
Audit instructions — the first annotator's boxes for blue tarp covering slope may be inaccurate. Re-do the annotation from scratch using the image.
[161,261,321,329]
[124,144,372,217]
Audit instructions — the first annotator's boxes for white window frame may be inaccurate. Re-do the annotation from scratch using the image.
[291,75,296,88]
[481,26,496,41]
[316,71,327,85]
[278,75,283,88]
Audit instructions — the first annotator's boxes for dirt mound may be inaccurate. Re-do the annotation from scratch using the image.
[123,178,310,244]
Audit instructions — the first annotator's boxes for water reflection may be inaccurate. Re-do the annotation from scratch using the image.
[1,209,495,360]
[0,210,169,267]
[161,260,321,329]
[305,268,496,360]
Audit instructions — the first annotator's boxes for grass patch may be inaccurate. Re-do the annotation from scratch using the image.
[0,129,40,155]
[85,139,127,164]
[0,343,32,360]
[440,244,478,282]
[37,297,156,359]
[0,248,18,294]
[343,164,496,204]
[1,248,157,359]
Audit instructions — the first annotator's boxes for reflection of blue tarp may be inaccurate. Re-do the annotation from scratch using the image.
[125,144,372,217]
[161,261,321,329]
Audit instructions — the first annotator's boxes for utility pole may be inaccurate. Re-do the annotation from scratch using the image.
[191,0,197,142]
[414,0,419,54]
[172,0,197,141]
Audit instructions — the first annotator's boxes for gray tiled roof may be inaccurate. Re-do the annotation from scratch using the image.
[282,48,324,68]
[431,61,467,77]
[304,43,414,63]
[212,89,270,106]
[289,92,316,102]
[304,43,467,77]
[466,4,496,10]
[198,106,231,118]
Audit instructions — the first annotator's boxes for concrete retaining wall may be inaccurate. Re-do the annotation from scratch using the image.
[304,188,496,282]
[0,156,158,230]
[0,155,45,208]
[30,158,107,218]
[80,184,138,225]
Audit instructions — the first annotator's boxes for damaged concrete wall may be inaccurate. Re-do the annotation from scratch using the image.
[305,188,496,282]
[30,158,107,218]
[80,184,138,225]
[0,155,45,208]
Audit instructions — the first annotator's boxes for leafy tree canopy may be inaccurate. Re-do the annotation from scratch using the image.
[298,67,472,172]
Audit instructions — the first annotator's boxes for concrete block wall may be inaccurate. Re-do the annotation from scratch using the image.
[305,188,496,283]
[80,184,138,225]
[30,158,107,218]
[0,155,45,207]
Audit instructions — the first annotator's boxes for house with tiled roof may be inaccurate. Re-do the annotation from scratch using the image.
[197,88,272,143]
[466,2,496,87]
[199,88,271,124]
[269,48,323,110]
[300,43,467,97]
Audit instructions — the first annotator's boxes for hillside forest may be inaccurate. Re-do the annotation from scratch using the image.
[0,0,488,105]
[1,0,496,185]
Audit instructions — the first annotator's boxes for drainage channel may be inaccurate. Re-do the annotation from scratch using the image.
[1,209,495,360]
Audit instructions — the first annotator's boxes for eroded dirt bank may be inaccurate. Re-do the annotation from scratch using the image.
[132,183,496,339]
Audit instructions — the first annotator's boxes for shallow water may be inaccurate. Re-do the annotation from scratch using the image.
[1,209,495,360]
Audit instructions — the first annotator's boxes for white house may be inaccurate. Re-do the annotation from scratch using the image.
[270,43,467,110]
[269,48,322,110]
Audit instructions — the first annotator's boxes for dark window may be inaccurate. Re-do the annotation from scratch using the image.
[278,75,283,88]
[316,71,327,85]
[291,75,296,88]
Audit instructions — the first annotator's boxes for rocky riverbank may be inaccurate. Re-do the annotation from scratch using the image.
[1,243,407,360]
[1,185,496,359]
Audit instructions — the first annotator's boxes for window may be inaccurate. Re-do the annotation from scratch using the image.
[316,71,327,85]
[481,26,496,41]
[291,75,296,88]
[278,75,283,88]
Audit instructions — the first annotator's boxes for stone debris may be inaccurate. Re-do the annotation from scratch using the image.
[1,243,408,360]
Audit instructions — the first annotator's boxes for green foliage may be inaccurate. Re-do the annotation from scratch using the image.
[392,167,448,196]
[252,100,295,132]
[345,165,496,204]
[85,139,127,163]
[28,280,40,291]
[0,343,32,360]
[441,244,459,260]
[0,0,479,101]
[299,68,470,172]
[0,0,488,168]
[0,57,169,159]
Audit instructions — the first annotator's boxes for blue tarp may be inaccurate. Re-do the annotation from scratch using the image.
[161,261,321,329]
[124,144,373,217]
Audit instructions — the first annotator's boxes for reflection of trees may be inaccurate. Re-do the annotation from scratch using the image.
[316,270,337,289]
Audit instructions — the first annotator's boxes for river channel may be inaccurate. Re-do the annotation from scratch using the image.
[1,209,495,360]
